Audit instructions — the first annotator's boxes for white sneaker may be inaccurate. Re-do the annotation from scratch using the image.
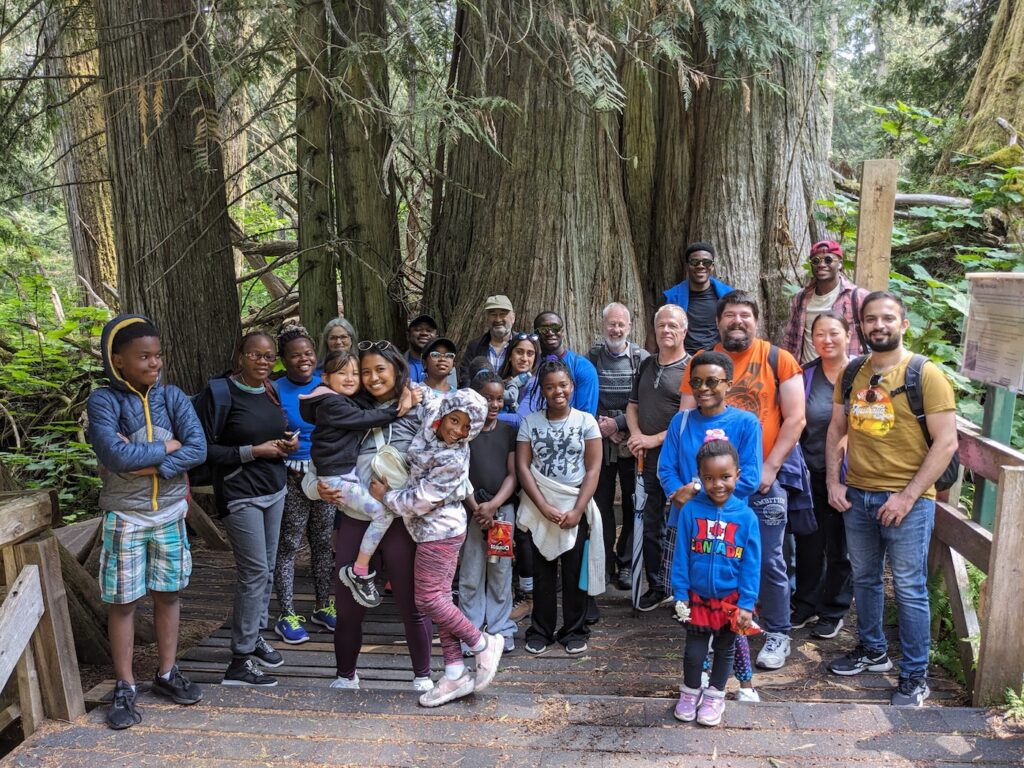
[418,672,474,708]
[474,632,504,693]
[736,686,760,702]
[413,676,434,693]
[330,673,360,690]
[756,632,791,670]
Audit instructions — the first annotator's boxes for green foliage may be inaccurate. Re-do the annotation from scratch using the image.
[1005,684,1024,722]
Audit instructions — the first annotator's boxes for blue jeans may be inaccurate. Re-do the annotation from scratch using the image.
[843,487,934,678]
[749,480,790,635]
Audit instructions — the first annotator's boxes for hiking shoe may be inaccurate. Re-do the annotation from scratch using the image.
[790,609,819,630]
[222,657,277,687]
[615,566,632,591]
[106,681,141,730]
[736,686,760,703]
[756,632,791,670]
[310,601,337,631]
[503,636,515,654]
[637,589,671,612]
[673,684,702,722]
[413,676,434,693]
[340,565,382,608]
[418,672,474,707]
[696,686,726,726]
[250,635,283,668]
[564,639,588,655]
[828,644,893,676]
[524,637,549,655]
[329,674,360,690]
[274,613,310,645]
[152,665,202,705]
[510,592,533,622]
[474,632,504,692]
[811,617,844,639]
[891,676,930,707]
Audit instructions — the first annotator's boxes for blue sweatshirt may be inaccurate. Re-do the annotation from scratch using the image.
[671,493,761,611]
[658,407,763,528]
[662,275,735,310]
[562,349,599,416]
[274,376,319,463]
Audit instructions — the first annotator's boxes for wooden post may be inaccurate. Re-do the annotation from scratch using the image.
[974,466,1024,705]
[854,159,900,292]
[186,497,231,551]
[1,555,44,736]
[973,385,1017,529]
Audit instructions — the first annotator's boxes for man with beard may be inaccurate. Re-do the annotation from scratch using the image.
[825,291,956,707]
[405,314,439,383]
[679,291,805,670]
[587,303,649,591]
[663,242,735,355]
[625,304,690,610]
[459,295,516,386]
[530,310,599,416]
[781,240,869,363]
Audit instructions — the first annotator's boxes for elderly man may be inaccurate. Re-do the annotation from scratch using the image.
[587,303,649,591]
[625,305,690,610]
[459,295,516,386]
[663,242,735,355]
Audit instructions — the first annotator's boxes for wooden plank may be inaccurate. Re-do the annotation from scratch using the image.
[0,492,52,550]
[974,466,1024,706]
[854,159,900,291]
[934,501,992,571]
[0,702,20,734]
[0,556,43,737]
[937,545,981,696]
[12,534,85,720]
[186,498,231,551]
[52,518,101,563]
[0,566,43,691]
[956,417,1024,484]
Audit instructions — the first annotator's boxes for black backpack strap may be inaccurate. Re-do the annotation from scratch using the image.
[840,355,870,413]
[207,377,233,442]
[902,354,933,445]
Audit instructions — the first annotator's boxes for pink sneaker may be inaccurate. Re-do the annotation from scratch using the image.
[696,686,726,726]
[418,672,474,708]
[474,633,504,693]
[673,684,702,722]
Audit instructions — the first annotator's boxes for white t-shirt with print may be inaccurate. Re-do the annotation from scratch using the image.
[517,408,600,487]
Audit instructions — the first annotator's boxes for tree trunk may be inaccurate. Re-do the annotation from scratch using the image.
[954,0,1024,157]
[96,1,241,392]
[426,1,643,349]
[42,0,117,308]
[330,0,404,343]
[296,1,339,335]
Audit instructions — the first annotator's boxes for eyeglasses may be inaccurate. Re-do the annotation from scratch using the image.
[511,332,539,343]
[690,376,726,390]
[535,324,563,334]
[428,351,455,361]
[357,340,395,353]
[865,373,885,403]
[810,255,837,266]
[243,351,277,362]
[688,259,714,268]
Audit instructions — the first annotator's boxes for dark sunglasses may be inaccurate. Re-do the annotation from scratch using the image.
[511,332,539,343]
[690,376,726,390]
[357,340,395,353]
[535,324,563,334]
[810,255,837,266]
[864,373,886,403]
[688,258,714,268]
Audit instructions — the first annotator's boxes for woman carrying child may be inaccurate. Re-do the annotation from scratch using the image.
[671,439,761,727]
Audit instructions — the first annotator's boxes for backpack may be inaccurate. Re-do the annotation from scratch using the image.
[841,354,960,491]
[188,377,233,488]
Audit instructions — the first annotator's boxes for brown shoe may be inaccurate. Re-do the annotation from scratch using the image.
[510,593,533,622]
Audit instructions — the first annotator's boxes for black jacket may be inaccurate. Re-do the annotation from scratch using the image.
[458,332,497,387]
[299,386,399,475]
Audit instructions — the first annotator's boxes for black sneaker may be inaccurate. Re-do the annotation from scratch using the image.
[250,635,283,668]
[615,566,632,591]
[152,665,203,705]
[524,638,549,655]
[106,680,141,730]
[891,676,930,707]
[637,588,670,612]
[828,644,893,676]
[564,639,588,655]
[223,657,278,687]
[340,565,383,608]
[810,617,844,639]
[790,609,819,630]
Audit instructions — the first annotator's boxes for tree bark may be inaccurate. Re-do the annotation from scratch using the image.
[330,0,404,343]
[296,0,339,335]
[96,1,241,392]
[42,0,117,308]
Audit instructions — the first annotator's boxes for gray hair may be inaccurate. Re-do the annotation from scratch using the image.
[318,317,358,363]
[602,302,631,321]
[654,304,688,329]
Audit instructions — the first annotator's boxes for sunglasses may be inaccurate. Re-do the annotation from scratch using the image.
[535,324,563,334]
[688,258,714,268]
[690,376,726,390]
[357,340,395,353]
[512,332,539,343]
[243,351,277,363]
[428,350,455,361]
[810,255,837,266]
[864,373,886,403]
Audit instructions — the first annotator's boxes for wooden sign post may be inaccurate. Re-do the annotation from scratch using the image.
[854,159,900,291]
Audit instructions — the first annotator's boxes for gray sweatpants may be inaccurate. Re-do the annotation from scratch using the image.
[459,503,516,640]
[223,488,286,655]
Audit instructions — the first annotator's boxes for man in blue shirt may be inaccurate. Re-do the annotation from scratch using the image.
[533,310,599,416]
[405,314,439,383]
[663,242,735,355]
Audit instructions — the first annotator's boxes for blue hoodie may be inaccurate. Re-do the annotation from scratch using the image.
[671,493,761,611]
[86,314,206,518]
[662,275,735,310]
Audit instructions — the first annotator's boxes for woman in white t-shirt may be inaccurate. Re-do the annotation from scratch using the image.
[516,358,602,656]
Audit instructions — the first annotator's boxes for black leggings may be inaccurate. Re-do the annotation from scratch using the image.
[684,627,737,691]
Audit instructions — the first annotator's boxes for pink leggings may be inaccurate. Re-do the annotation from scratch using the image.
[414,533,482,666]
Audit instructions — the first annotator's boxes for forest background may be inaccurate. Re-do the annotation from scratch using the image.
[1,0,1023,526]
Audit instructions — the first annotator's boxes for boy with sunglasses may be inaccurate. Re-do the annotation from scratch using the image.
[781,240,869,363]
[663,242,735,355]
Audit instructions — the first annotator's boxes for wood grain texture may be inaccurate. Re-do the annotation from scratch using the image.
[854,159,899,292]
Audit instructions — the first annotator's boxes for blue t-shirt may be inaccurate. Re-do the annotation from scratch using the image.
[274,376,319,462]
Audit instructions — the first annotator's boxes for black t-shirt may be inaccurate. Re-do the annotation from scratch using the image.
[684,285,720,354]
[469,421,516,498]
[629,355,689,436]
[800,363,834,473]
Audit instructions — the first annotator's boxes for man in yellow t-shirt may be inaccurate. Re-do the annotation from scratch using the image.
[825,292,957,708]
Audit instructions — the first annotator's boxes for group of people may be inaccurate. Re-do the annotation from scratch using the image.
[86,238,958,732]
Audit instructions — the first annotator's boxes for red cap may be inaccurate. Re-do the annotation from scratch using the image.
[811,240,843,257]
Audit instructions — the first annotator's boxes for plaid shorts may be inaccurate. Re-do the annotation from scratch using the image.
[99,512,192,604]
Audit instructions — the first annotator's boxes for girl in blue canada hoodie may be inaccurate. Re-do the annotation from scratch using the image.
[670,438,760,727]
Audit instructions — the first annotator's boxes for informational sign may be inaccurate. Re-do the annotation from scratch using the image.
[961,273,1024,391]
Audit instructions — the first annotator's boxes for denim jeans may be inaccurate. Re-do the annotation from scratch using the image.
[749,480,790,634]
[843,487,935,678]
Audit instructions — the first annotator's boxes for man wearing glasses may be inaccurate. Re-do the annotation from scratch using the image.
[459,295,516,387]
[663,242,735,355]
[781,240,869,363]
[532,311,599,416]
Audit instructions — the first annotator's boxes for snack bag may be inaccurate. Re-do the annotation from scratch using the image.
[721,602,762,636]
[486,519,514,562]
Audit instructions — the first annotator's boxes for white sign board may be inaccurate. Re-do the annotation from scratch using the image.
[961,273,1024,392]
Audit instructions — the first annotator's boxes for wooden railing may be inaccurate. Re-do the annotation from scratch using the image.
[0,491,85,735]
[929,417,1024,706]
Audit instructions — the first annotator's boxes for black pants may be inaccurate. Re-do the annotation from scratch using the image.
[792,469,853,620]
[684,627,737,691]
[526,518,591,646]
[640,448,668,591]
[513,522,533,590]
[594,454,635,574]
